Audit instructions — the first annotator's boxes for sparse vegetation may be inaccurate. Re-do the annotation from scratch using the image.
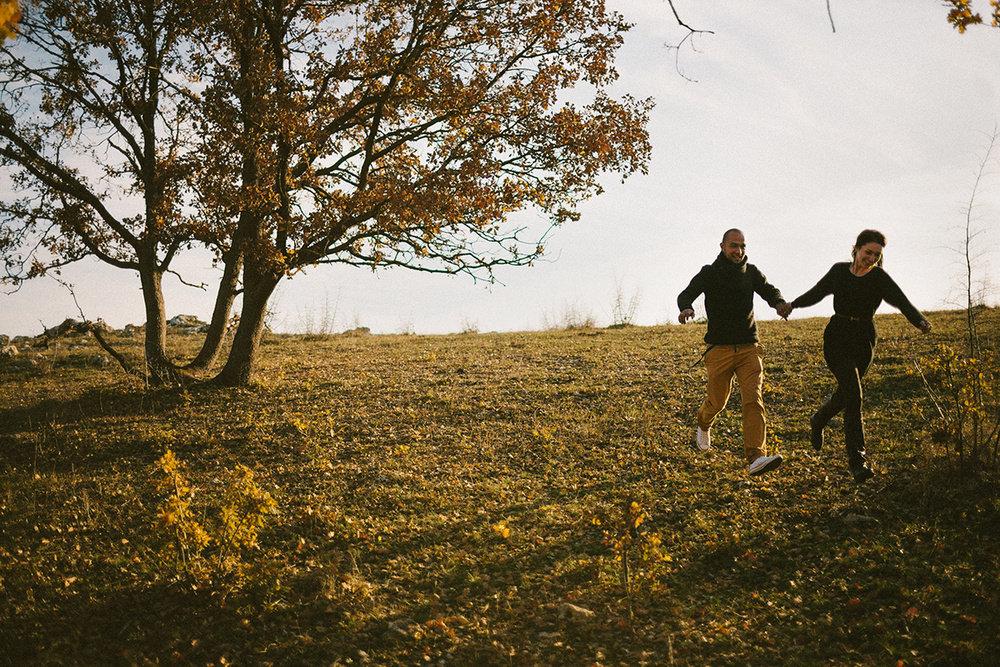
[152,449,279,593]
[916,343,1000,469]
[1,309,998,665]
[541,299,598,330]
[608,276,642,329]
[947,125,998,358]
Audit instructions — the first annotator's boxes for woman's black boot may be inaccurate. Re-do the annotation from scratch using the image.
[810,394,841,451]
[845,419,872,483]
[851,464,875,484]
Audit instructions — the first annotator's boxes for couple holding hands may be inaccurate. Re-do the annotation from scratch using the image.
[677,228,932,484]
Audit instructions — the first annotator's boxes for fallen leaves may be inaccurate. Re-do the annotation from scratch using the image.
[1,313,998,665]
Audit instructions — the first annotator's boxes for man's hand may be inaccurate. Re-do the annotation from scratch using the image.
[775,302,792,320]
[919,319,932,334]
[678,309,696,324]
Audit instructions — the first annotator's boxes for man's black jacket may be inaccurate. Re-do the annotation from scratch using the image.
[677,252,785,345]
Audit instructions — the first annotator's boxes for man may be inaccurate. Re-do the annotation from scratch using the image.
[677,228,791,476]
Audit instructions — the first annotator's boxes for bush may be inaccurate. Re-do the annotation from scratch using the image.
[916,345,1000,469]
[152,449,279,590]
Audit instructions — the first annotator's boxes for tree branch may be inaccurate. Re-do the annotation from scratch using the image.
[664,0,714,83]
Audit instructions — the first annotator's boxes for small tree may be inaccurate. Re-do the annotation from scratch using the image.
[947,126,998,357]
[916,126,1000,471]
[0,0,239,383]
[917,346,1000,469]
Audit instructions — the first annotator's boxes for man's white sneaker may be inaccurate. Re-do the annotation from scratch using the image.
[695,427,711,451]
[748,454,782,476]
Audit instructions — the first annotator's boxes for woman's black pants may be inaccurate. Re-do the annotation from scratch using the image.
[817,319,876,470]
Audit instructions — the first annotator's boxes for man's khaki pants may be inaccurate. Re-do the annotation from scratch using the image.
[696,343,767,464]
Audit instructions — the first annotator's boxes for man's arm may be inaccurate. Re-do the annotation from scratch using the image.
[677,268,707,324]
[752,267,788,317]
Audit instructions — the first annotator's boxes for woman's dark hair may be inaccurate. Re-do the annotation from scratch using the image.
[851,229,886,267]
[854,229,886,249]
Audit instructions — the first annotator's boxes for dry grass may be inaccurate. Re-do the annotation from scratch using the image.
[1,309,998,665]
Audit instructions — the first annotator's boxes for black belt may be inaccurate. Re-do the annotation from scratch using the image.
[833,313,872,322]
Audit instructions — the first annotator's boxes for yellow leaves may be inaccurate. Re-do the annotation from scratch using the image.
[156,505,180,531]
[156,448,181,476]
[0,0,19,43]
[629,501,644,531]
[916,344,1000,463]
[532,427,554,444]
[944,0,986,32]
[492,519,511,539]
[220,465,278,552]
[152,449,277,583]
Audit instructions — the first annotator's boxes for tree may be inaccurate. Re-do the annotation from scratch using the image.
[940,3,1000,355]
[0,0,245,383]
[948,127,998,357]
[198,0,653,385]
[2,0,652,386]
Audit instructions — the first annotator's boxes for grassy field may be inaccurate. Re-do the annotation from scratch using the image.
[1,308,998,666]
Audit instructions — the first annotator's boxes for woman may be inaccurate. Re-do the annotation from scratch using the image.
[789,230,931,483]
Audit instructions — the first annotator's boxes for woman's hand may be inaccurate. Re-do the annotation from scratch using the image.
[918,319,932,334]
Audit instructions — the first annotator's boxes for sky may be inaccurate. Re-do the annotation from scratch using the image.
[3,0,1000,338]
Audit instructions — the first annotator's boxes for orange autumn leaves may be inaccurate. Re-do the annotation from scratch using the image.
[944,0,1000,32]
[0,0,19,42]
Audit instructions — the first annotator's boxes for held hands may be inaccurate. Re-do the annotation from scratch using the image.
[678,309,695,324]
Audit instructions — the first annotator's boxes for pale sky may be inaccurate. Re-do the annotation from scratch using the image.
[3,0,999,338]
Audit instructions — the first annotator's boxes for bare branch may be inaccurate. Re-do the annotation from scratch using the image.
[911,358,947,423]
[666,0,711,35]
[664,0,714,83]
[165,267,209,290]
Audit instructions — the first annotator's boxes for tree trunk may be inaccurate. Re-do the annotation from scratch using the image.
[212,267,279,387]
[210,13,280,389]
[186,247,243,371]
[137,259,181,384]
